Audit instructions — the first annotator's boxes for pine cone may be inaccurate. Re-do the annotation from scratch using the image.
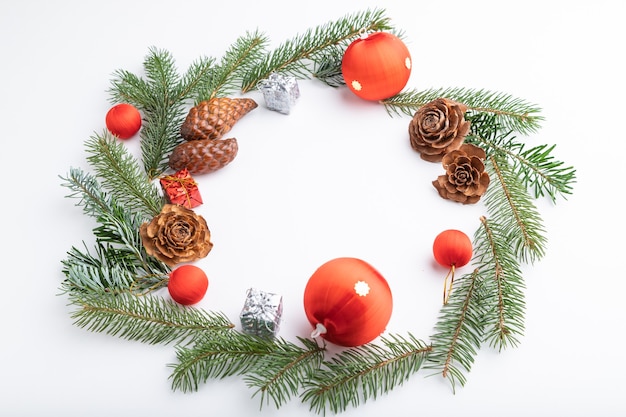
[432,143,490,204]
[169,138,238,175]
[409,98,470,162]
[180,97,257,141]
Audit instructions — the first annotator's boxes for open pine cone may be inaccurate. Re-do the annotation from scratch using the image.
[139,204,213,266]
[180,97,257,141]
[432,143,490,204]
[409,98,470,162]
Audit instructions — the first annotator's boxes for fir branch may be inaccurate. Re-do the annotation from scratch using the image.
[60,165,146,253]
[61,166,114,220]
[61,240,169,295]
[310,45,346,88]
[68,291,234,345]
[196,30,269,101]
[85,131,164,218]
[244,337,325,410]
[483,155,547,263]
[514,143,576,201]
[60,166,169,293]
[169,332,315,393]
[302,334,430,415]
[109,47,215,178]
[382,87,544,135]
[468,118,576,202]
[425,270,485,391]
[474,217,526,351]
[61,242,138,293]
[240,8,392,92]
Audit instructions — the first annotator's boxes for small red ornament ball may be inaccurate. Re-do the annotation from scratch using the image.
[303,257,393,347]
[432,229,473,268]
[105,103,142,139]
[341,31,412,101]
[168,264,209,306]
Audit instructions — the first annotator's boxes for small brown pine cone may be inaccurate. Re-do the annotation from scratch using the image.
[432,143,490,204]
[180,97,257,141]
[169,138,238,175]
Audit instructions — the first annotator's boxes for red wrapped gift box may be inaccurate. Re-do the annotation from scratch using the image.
[159,169,203,209]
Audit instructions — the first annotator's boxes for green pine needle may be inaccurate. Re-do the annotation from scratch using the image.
[61,242,154,293]
[483,155,548,263]
[383,87,544,136]
[468,114,576,203]
[109,47,215,178]
[302,334,431,414]
[85,131,164,218]
[244,337,325,410]
[425,270,484,391]
[68,291,234,345]
[240,8,393,92]
[197,30,269,101]
[169,332,322,395]
[60,161,169,294]
[474,217,526,350]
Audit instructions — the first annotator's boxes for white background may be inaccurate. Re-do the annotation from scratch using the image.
[2,1,625,416]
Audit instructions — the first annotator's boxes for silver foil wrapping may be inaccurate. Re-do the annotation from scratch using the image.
[258,73,300,114]
[239,288,283,338]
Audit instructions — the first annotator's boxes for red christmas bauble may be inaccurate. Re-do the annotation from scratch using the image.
[341,32,412,101]
[432,229,473,268]
[168,264,209,305]
[105,103,142,139]
[303,257,393,347]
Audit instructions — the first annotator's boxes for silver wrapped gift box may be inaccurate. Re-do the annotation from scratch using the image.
[239,288,283,338]
[258,73,300,114]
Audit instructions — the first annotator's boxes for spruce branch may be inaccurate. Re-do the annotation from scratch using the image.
[244,337,325,410]
[425,270,485,391]
[382,87,544,135]
[60,166,169,293]
[169,332,322,394]
[68,291,234,345]
[109,47,215,178]
[310,45,346,88]
[240,8,392,92]
[61,242,138,293]
[85,131,164,218]
[483,155,547,263]
[468,117,576,202]
[474,217,526,351]
[302,334,431,415]
[197,30,269,102]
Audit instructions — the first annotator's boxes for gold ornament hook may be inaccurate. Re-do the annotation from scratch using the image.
[443,265,456,305]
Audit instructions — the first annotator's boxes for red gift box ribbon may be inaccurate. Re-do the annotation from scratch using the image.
[160,169,203,209]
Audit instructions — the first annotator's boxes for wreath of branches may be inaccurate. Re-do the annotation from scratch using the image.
[59,7,575,415]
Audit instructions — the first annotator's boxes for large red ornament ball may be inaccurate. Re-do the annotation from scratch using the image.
[432,229,473,268]
[105,103,142,139]
[168,264,209,306]
[303,257,393,347]
[341,31,412,101]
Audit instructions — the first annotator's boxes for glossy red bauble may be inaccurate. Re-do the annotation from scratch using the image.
[168,264,209,306]
[303,257,393,347]
[105,103,142,139]
[432,229,473,269]
[341,32,412,101]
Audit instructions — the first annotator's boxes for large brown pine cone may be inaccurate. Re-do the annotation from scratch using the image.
[409,98,470,162]
[139,204,213,266]
[180,97,257,141]
[169,138,238,175]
